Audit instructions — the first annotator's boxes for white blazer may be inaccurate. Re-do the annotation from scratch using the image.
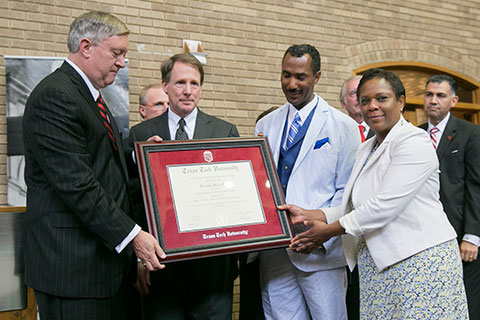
[256,95,360,272]
[324,117,457,271]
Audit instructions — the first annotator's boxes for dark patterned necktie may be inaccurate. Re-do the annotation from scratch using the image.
[175,118,188,140]
[96,94,117,151]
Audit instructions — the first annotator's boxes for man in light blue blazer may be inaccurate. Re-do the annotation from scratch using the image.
[255,44,360,320]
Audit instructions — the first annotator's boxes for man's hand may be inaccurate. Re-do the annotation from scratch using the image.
[460,240,478,263]
[132,230,166,271]
[135,261,151,295]
[147,135,163,143]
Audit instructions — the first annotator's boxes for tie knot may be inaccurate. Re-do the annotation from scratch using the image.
[178,118,186,129]
[97,93,104,104]
[359,125,365,132]
[430,127,439,134]
[293,112,301,123]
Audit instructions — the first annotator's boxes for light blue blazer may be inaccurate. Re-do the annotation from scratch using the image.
[256,95,361,272]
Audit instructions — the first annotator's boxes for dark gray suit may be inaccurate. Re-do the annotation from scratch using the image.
[420,115,480,319]
[23,62,136,318]
[126,109,239,320]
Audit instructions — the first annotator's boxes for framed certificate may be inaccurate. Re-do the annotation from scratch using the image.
[135,137,292,262]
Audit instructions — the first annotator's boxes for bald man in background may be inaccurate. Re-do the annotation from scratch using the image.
[138,84,169,120]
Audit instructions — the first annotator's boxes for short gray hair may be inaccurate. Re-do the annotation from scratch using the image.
[339,75,362,103]
[67,11,130,53]
[139,83,163,105]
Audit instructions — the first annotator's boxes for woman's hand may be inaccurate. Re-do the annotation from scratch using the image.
[289,220,330,252]
[278,204,326,225]
[289,221,345,253]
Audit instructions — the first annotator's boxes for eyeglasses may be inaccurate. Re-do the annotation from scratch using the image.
[143,103,168,110]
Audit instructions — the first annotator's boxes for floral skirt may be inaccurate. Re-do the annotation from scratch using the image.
[358,238,469,320]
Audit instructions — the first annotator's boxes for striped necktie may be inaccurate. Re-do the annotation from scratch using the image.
[96,94,117,151]
[285,112,301,150]
[430,127,439,149]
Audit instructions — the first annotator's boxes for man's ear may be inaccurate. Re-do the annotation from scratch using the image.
[78,38,93,58]
[162,81,168,95]
[139,106,146,119]
[313,71,321,85]
[451,95,459,108]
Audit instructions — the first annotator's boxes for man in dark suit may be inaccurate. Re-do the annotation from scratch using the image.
[421,74,480,320]
[127,53,239,319]
[23,11,165,320]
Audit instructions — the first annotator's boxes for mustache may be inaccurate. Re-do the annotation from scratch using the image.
[286,89,301,94]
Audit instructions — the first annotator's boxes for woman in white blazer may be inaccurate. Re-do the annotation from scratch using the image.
[282,69,468,319]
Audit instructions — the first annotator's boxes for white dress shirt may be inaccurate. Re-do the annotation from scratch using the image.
[168,107,198,140]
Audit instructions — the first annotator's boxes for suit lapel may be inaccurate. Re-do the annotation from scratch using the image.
[193,109,213,139]
[60,62,129,181]
[61,62,101,121]
[436,116,457,161]
[291,97,327,175]
[342,137,377,202]
[153,112,171,141]
[366,128,375,139]
[267,105,289,165]
[347,117,407,198]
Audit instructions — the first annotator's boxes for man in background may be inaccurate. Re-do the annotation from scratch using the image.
[340,75,373,142]
[255,44,360,320]
[127,53,239,319]
[138,83,169,120]
[421,74,480,320]
[23,11,164,320]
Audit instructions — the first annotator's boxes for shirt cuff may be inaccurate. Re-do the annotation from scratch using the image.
[115,224,141,253]
[462,234,480,247]
[131,150,136,164]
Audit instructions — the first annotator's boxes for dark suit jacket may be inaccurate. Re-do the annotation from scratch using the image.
[366,127,375,140]
[126,109,239,290]
[23,62,136,298]
[420,115,480,239]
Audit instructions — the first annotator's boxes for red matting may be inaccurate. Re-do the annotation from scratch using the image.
[136,138,291,262]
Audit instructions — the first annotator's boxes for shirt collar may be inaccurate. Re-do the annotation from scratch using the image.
[169,107,198,125]
[168,107,198,140]
[428,112,450,133]
[65,59,99,101]
[360,121,370,130]
[287,94,319,124]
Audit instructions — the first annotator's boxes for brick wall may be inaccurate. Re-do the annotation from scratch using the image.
[2,0,480,203]
[2,0,480,317]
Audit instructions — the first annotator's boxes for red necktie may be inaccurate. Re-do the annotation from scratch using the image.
[430,127,439,149]
[358,125,366,143]
[96,94,118,151]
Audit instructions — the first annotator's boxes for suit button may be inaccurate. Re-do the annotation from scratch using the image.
[284,166,288,170]
[283,184,286,189]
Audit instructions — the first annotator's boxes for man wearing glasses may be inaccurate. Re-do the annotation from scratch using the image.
[138,84,169,120]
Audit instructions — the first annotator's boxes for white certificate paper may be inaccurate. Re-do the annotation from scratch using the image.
[167,161,266,232]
